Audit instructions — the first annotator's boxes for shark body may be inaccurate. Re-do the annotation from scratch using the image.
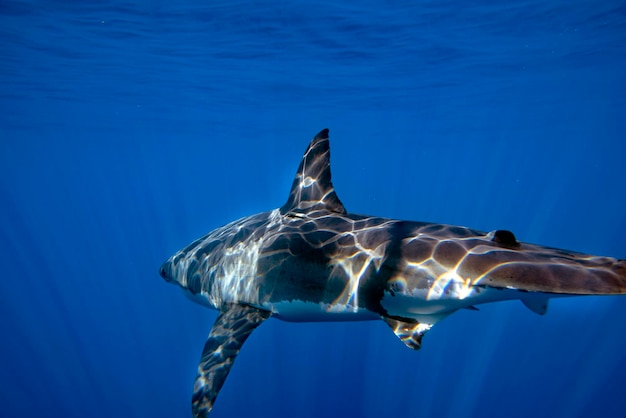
[160,129,626,417]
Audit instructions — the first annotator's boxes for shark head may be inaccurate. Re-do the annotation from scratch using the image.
[159,237,217,308]
[159,211,277,310]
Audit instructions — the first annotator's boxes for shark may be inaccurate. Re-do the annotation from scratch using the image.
[160,128,626,417]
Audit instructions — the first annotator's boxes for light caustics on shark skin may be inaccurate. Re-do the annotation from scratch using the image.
[160,129,626,418]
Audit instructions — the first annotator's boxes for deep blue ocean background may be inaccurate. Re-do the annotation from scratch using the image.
[2,1,625,417]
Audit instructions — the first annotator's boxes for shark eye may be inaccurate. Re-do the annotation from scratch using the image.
[492,230,519,247]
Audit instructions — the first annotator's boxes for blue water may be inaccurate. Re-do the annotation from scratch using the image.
[2,1,626,417]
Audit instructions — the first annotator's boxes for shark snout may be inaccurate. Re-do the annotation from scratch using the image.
[160,262,172,282]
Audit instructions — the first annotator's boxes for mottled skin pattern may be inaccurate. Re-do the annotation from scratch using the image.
[192,304,270,418]
[160,128,626,417]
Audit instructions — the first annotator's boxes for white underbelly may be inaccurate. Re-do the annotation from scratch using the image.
[264,299,379,322]
[381,287,530,322]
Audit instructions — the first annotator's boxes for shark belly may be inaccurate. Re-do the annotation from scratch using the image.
[381,286,560,323]
[263,299,379,322]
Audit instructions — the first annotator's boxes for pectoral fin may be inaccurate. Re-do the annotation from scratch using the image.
[192,304,271,418]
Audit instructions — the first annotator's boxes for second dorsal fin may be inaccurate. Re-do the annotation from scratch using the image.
[280,128,347,215]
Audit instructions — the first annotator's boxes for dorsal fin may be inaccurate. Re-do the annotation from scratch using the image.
[491,229,520,248]
[280,128,347,215]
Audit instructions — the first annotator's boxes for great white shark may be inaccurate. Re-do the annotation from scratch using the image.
[160,128,626,417]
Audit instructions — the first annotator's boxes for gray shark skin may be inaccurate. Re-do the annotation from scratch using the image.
[160,128,626,417]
